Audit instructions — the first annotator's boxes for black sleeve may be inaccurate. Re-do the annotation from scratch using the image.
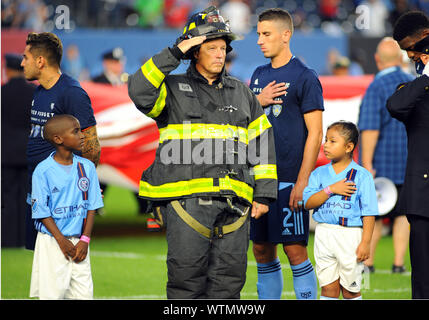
[387,75,429,123]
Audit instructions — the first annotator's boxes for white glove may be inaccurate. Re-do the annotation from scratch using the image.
[423,59,429,77]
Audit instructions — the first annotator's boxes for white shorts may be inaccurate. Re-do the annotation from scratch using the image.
[314,223,364,293]
[30,232,93,299]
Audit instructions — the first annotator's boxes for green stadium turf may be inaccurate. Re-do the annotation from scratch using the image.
[1,186,412,300]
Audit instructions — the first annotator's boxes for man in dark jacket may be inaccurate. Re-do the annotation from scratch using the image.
[387,10,429,299]
[1,53,35,247]
[128,6,277,299]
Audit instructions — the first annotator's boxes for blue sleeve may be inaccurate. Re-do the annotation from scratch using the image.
[31,168,51,219]
[357,82,383,131]
[298,70,324,114]
[303,169,321,209]
[87,163,104,211]
[358,174,379,216]
[63,86,97,130]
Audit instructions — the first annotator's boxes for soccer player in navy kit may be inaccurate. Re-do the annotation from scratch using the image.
[249,8,324,299]
[21,32,101,251]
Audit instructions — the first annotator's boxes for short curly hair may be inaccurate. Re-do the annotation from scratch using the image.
[393,11,429,42]
[26,32,63,67]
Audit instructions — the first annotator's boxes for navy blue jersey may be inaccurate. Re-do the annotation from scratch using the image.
[27,73,96,168]
[249,57,324,182]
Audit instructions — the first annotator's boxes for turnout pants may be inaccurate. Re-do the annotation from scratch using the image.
[156,197,250,299]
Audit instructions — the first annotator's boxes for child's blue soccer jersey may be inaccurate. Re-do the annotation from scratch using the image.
[249,57,324,182]
[303,160,379,227]
[31,152,104,237]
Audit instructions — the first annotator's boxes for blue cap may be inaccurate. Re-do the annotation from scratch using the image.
[5,53,23,71]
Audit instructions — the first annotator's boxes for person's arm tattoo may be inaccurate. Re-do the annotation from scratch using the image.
[82,126,101,167]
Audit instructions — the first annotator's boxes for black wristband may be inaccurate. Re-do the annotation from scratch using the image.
[169,45,185,61]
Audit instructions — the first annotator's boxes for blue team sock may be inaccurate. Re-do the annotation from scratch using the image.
[256,258,283,299]
[290,258,318,299]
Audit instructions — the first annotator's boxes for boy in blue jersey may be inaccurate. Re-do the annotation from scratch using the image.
[304,121,377,300]
[249,8,324,299]
[29,115,104,299]
[21,32,100,251]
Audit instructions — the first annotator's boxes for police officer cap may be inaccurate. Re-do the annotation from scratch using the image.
[5,53,23,71]
[413,35,429,54]
[102,47,124,61]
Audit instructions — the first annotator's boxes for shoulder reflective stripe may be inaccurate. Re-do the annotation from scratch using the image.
[159,123,248,144]
[141,57,165,88]
[139,177,253,203]
[252,164,277,180]
[147,82,167,118]
[248,114,272,141]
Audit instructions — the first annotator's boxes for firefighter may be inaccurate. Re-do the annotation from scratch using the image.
[128,6,277,299]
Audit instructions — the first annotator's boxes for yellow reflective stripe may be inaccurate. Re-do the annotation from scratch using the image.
[147,83,167,118]
[159,123,248,144]
[139,177,253,203]
[188,22,196,30]
[252,164,277,180]
[222,176,253,202]
[141,58,165,88]
[248,114,272,141]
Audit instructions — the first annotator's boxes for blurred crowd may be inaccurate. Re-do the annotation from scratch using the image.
[2,0,425,80]
[2,0,429,36]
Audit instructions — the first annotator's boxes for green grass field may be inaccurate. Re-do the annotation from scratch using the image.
[1,186,412,299]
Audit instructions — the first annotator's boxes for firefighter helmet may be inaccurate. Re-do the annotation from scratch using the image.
[177,6,240,59]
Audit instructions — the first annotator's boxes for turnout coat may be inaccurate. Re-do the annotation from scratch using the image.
[128,47,278,206]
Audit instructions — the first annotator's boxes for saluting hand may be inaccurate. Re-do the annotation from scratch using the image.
[177,35,207,55]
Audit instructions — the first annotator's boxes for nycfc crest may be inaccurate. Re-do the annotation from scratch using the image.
[272,104,282,117]
[271,82,289,117]
[78,177,90,192]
